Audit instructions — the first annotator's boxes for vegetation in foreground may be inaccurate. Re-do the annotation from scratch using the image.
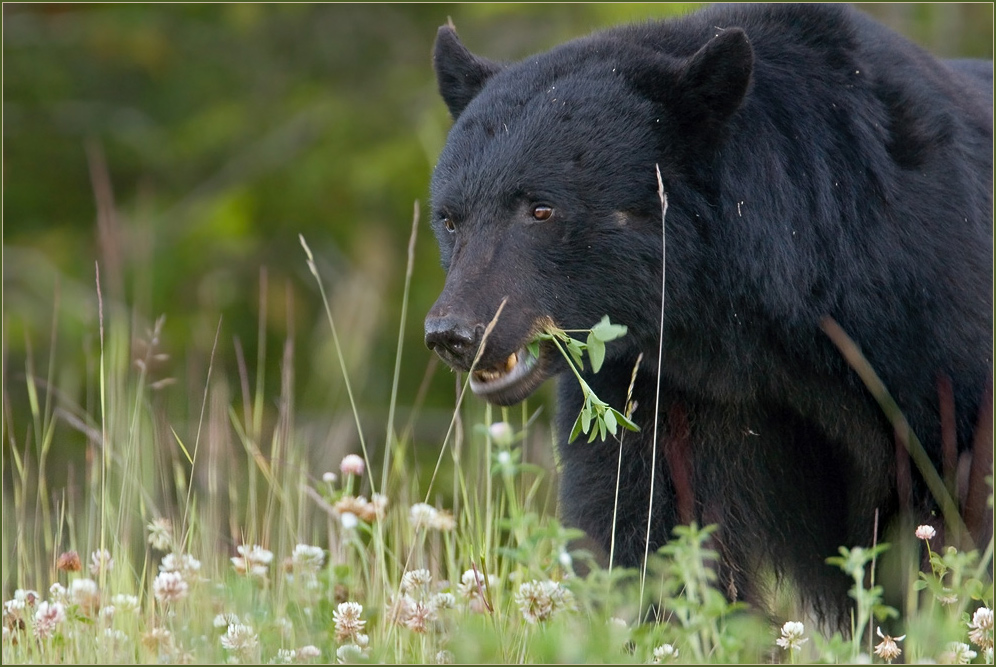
[2,234,992,664]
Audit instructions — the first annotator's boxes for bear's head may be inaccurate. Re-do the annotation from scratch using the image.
[425,22,753,405]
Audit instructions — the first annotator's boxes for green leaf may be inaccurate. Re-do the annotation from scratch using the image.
[581,403,593,435]
[611,408,640,433]
[565,338,585,371]
[603,407,617,435]
[527,339,540,359]
[569,412,585,443]
[586,333,606,373]
[590,315,628,342]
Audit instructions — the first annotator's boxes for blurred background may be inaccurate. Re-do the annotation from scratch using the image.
[3,3,993,528]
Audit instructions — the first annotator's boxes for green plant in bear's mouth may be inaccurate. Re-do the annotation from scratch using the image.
[529,315,640,443]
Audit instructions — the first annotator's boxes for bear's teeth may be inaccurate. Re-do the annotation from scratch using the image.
[505,352,518,372]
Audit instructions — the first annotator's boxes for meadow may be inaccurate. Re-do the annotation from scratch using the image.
[2,214,992,664]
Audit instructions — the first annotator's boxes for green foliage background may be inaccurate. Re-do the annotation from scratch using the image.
[3,3,992,535]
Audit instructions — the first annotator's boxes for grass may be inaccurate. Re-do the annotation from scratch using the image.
[2,205,993,664]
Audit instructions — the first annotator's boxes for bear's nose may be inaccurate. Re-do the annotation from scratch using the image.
[425,314,482,370]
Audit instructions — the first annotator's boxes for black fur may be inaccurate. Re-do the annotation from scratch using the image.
[424,3,993,625]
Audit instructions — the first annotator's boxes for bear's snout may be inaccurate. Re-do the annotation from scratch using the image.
[424,312,482,371]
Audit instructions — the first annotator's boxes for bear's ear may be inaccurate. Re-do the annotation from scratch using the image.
[434,25,503,119]
[677,28,754,126]
[629,28,753,134]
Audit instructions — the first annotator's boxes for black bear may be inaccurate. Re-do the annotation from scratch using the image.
[423,3,993,625]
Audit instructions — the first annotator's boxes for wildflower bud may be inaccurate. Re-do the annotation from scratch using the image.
[488,421,514,446]
[340,454,365,476]
[322,471,337,484]
[57,551,82,572]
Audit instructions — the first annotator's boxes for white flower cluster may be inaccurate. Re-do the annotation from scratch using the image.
[514,579,576,624]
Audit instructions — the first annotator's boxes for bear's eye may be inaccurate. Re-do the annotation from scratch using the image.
[531,205,554,221]
[442,217,455,233]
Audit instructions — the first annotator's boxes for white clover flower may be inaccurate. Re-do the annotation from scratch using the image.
[160,552,201,578]
[153,571,189,603]
[69,577,100,612]
[969,607,994,651]
[276,648,297,663]
[110,594,140,613]
[333,601,366,643]
[99,605,116,621]
[409,503,438,530]
[939,642,977,664]
[292,544,325,572]
[2,598,25,626]
[298,645,321,660]
[370,493,389,520]
[431,510,456,531]
[322,471,338,484]
[340,511,359,531]
[90,549,114,576]
[915,524,937,541]
[232,544,274,579]
[339,454,366,476]
[147,518,173,551]
[652,643,679,663]
[101,627,129,644]
[874,627,905,663]
[141,626,173,651]
[33,601,66,640]
[429,592,456,611]
[336,643,368,664]
[515,579,575,624]
[401,569,432,596]
[776,621,808,651]
[457,568,498,614]
[47,582,67,604]
[214,612,241,629]
[220,623,259,660]
[435,649,455,664]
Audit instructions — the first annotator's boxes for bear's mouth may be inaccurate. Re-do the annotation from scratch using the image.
[469,342,552,406]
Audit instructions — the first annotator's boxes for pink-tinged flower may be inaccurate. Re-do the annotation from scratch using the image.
[339,454,365,476]
[322,471,338,484]
[32,601,66,640]
[404,600,436,633]
[90,549,115,576]
[153,571,189,603]
[874,627,905,663]
[333,601,366,643]
[969,607,994,650]
[57,550,82,572]
[915,524,937,541]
